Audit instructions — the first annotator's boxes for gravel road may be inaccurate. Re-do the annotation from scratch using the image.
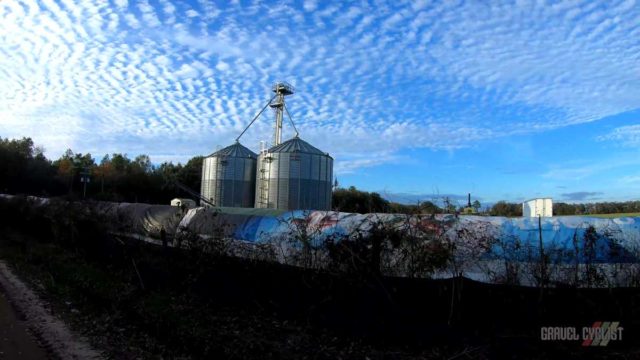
[0,261,102,359]
[0,289,48,359]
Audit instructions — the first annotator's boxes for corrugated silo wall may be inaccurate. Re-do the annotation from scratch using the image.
[256,152,332,210]
[201,156,256,207]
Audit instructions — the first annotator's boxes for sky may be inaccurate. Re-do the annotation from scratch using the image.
[1,0,640,206]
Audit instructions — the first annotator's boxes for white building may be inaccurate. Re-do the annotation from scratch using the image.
[170,198,196,209]
[522,198,553,217]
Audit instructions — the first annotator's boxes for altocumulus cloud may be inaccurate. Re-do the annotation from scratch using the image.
[0,0,639,171]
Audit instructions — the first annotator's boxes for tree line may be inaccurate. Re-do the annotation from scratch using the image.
[0,137,443,213]
[2,136,638,215]
[0,137,201,204]
[332,186,443,214]
[488,201,640,217]
[553,201,640,216]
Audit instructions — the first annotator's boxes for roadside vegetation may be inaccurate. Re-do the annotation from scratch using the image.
[0,136,202,204]
[0,195,492,359]
[0,196,418,358]
[1,195,640,358]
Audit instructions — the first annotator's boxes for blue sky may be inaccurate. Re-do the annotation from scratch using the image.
[1,0,639,205]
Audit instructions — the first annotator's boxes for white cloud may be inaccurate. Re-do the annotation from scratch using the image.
[597,124,640,147]
[114,0,128,10]
[619,174,640,184]
[173,31,246,58]
[543,158,640,181]
[0,0,639,174]
[303,0,317,12]
[412,0,431,12]
[123,13,140,28]
[138,0,161,27]
[215,61,230,72]
[334,153,399,175]
[175,63,199,78]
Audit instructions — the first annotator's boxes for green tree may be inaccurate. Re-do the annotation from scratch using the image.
[490,201,522,217]
[94,155,114,194]
[472,200,481,212]
[553,202,576,216]
[332,186,390,213]
[0,137,59,195]
[132,154,152,173]
[0,136,207,203]
[419,201,441,214]
[177,156,204,194]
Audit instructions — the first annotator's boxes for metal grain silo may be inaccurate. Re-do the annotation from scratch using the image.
[201,142,257,207]
[255,136,333,211]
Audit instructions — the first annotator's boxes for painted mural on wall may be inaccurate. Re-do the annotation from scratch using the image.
[171,207,640,287]
[5,195,640,287]
[168,207,640,263]
[183,210,630,251]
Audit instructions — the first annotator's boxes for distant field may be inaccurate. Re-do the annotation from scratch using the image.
[581,213,640,218]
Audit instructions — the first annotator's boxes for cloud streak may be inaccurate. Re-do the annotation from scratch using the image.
[561,191,604,201]
[597,124,640,147]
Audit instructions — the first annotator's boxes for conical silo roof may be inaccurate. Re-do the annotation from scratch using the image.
[208,141,257,158]
[269,136,329,156]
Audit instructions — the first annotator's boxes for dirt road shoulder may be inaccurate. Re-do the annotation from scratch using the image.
[0,261,102,360]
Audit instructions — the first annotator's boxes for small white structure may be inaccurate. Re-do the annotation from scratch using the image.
[170,198,196,209]
[522,198,553,217]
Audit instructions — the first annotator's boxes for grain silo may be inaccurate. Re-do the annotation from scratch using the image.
[255,136,333,210]
[251,82,333,211]
[200,141,257,207]
[204,81,334,210]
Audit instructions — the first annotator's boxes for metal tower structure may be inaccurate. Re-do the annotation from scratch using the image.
[235,81,297,147]
[269,82,294,146]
